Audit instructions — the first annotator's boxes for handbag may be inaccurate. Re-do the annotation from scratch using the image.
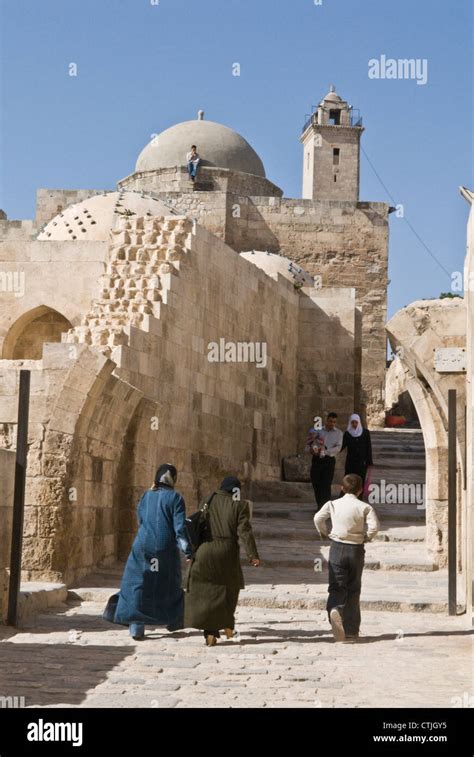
[102,592,120,623]
[185,494,215,551]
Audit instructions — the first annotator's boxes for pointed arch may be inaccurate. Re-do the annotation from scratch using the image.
[2,306,73,360]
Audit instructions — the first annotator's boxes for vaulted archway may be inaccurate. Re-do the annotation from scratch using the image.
[2,306,72,360]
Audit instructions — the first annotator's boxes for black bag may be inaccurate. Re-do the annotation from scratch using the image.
[185,494,215,551]
[102,592,120,623]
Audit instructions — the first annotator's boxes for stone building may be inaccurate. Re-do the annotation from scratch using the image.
[0,87,391,587]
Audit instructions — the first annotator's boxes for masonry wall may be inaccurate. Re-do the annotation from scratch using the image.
[150,185,389,424]
[297,286,356,451]
[0,231,107,356]
[32,172,389,427]
[91,218,300,557]
[0,216,301,582]
[302,127,361,202]
[0,448,15,622]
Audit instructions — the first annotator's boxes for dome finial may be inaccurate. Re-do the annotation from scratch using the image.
[329,84,336,93]
[198,109,204,120]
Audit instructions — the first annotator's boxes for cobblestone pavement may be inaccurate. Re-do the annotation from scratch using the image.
[0,602,472,709]
[2,431,472,709]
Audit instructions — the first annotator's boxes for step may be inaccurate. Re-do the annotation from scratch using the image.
[371,460,425,470]
[371,433,425,438]
[251,502,425,522]
[13,582,69,626]
[253,522,426,544]
[236,568,463,614]
[249,481,314,503]
[247,542,437,572]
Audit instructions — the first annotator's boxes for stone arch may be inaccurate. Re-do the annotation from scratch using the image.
[2,305,72,360]
[20,342,143,584]
[403,375,447,562]
[386,299,466,570]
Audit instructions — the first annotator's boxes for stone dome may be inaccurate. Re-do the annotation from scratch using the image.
[136,119,266,178]
[37,191,174,241]
[321,86,344,104]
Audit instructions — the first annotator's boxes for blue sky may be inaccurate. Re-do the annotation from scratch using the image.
[0,0,472,317]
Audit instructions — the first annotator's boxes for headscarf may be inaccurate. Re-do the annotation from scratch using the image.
[153,463,177,489]
[220,476,241,494]
[347,413,363,438]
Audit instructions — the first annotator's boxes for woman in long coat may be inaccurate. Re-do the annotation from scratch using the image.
[185,476,260,646]
[342,414,373,487]
[109,463,193,640]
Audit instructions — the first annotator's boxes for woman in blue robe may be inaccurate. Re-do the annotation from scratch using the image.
[109,463,193,640]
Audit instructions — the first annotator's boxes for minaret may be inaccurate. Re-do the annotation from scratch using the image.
[300,85,364,202]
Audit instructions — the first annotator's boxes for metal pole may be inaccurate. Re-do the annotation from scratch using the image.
[448,388,457,615]
[7,370,31,626]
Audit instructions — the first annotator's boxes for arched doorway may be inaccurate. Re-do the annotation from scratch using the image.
[2,306,72,360]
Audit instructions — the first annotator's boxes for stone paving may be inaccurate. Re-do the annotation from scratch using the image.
[0,602,471,709]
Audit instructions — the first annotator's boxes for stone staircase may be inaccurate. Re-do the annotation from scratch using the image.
[237,428,458,613]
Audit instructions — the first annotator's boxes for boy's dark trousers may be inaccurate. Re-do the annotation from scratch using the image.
[327,540,365,635]
[310,455,336,510]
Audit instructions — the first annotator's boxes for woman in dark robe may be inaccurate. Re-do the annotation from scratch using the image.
[109,463,193,640]
[184,476,260,647]
[342,414,373,489]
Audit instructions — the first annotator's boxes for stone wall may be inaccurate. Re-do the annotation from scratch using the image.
[32,169,389,425]
[0,448,15,622]
[0,201,372,583]
[64,216,300,561]
[0,236,107,357]
[235,198,389,425]
[0,215,301,582]
[146,185,389,423]
[297,286,356,450]
[301,126,361,202]
[118,166,282,201]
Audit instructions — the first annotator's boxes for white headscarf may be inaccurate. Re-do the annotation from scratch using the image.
[347,413,363,438]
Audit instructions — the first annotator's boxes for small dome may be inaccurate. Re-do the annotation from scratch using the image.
[321,86,343,104]
[37,191,173,241]
[136,119,265,178]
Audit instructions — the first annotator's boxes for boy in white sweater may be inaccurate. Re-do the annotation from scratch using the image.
[314,473,380,642]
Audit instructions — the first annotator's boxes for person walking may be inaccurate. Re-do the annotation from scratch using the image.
[342,413,373,490]
[308,412,343,511]
[184,476,260,647]
[106,463,193,640]
[186,145,200,181]
[314,473,380,642]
